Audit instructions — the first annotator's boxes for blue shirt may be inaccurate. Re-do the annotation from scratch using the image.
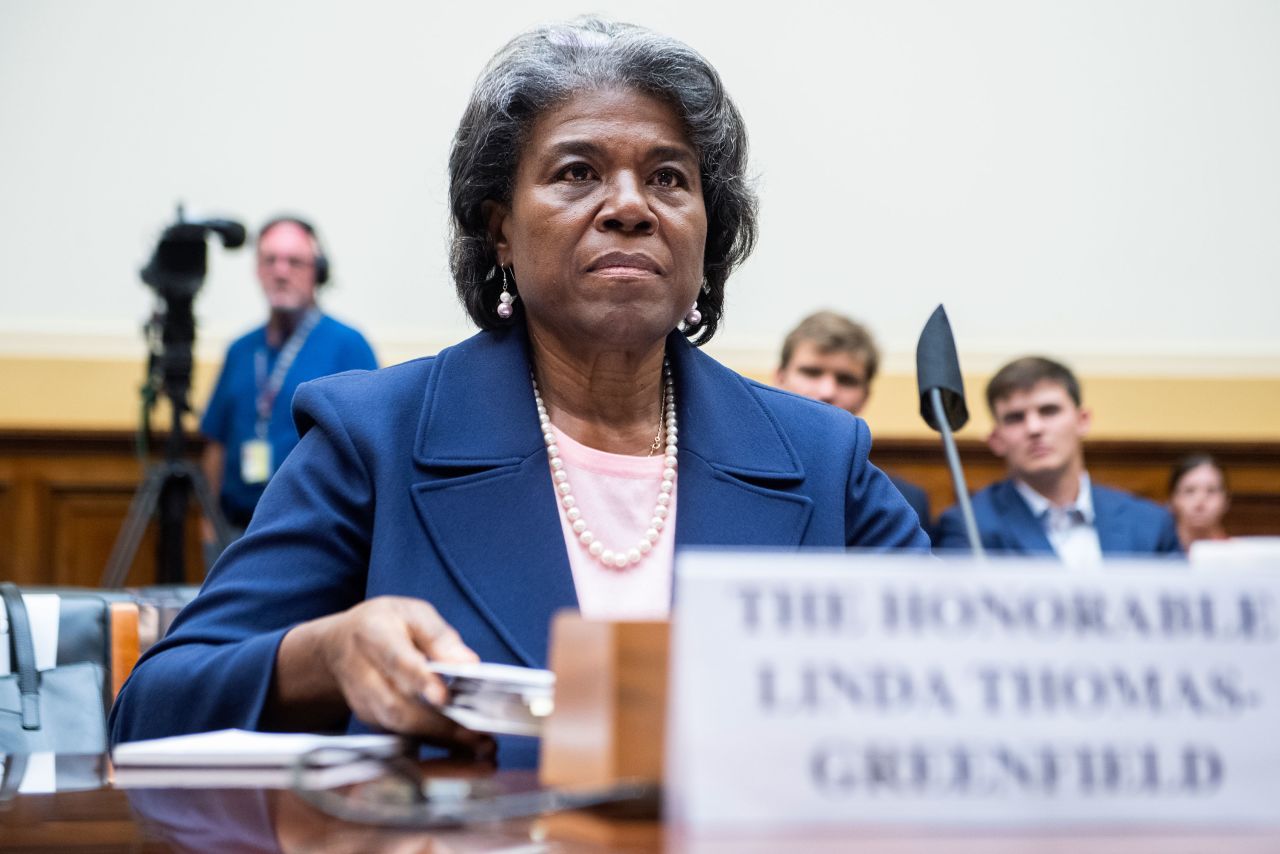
[200,314,377,525]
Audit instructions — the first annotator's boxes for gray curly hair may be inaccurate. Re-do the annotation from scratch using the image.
[448,17,757,345]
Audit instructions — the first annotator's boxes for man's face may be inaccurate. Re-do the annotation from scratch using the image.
[256,221,318,313]
[988,380,1091,482]
[775,341,871,415]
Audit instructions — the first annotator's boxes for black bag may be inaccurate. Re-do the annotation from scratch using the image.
[0,582,107,754]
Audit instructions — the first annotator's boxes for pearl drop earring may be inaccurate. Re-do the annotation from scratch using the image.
[683,300,702,326]
[496,267,516,319]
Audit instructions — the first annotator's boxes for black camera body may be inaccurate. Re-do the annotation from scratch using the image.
[142,217,246,301]
[141,209,245,415]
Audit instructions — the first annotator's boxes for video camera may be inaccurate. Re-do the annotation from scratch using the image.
[140,206,246,417]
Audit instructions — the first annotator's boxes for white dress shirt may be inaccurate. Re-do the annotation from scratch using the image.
[1014,473,1104,567]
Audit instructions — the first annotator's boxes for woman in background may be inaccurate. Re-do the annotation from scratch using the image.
[1168,454,1230,551]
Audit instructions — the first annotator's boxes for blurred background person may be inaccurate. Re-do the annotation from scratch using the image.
[936,356,1181,562]
[775,310,932,534]
[199,216,377,559]
[1168,453,1231,551]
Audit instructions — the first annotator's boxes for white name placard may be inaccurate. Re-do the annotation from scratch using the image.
[665,552,1280,830]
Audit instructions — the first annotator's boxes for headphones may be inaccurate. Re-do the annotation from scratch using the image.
[258,215,330,285]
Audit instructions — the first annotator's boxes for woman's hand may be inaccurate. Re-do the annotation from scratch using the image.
[273,596,494,757]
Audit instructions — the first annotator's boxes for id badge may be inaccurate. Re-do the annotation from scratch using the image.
[240,439,273,485]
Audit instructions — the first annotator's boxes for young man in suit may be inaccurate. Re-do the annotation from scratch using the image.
[935,356,1180,562]
[775,311,933,534]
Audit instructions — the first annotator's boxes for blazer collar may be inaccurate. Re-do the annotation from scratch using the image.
[1012,473,1095,525]
[414,324,805,481]
[413,325,542,468]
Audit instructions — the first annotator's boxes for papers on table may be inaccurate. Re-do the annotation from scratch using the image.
[111,760,391,790]
[110,729,403,789]
[425,661,555,737]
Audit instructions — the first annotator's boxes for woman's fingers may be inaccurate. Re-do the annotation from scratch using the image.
[342,646,462,739]
[402,599,481,663]
[381,632,450,706]
[414,630,478,706]
[330,596,491,751]
[369,599,479,705]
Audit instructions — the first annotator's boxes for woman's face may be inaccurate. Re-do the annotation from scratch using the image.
[489,88,707,353]
[1171,463,1229,530]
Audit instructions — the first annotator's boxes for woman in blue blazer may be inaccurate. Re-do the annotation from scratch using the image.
[110,19,929,767]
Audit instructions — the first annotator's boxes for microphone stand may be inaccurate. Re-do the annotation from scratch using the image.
[929,387,984,559]
[916,304,985,558]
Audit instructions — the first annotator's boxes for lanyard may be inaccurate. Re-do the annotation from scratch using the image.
[254,308,321,439]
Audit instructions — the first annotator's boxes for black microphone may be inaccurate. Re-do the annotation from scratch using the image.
[916,305,984,557]
[190,218,247,249]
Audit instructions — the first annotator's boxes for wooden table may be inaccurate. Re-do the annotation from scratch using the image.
[2,755,1277,853]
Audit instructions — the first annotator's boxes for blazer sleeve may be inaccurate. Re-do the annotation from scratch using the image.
[844,419,932,551]
[109,381,374,744]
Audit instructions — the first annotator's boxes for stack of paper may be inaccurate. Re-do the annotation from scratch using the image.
[425,661,555,737]
[111,729,403,789]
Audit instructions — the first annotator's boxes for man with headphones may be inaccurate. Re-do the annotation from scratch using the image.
[199,216,377,557]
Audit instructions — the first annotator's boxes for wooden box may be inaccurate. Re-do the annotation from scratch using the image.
[539,613,670,787]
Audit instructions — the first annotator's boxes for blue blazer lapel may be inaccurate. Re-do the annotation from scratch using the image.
[411,458,574,668]
[667,334,813,547]
[991,480,1054,555]
[408,326,576,668]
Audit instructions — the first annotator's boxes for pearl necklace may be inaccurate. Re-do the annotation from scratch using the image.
[532,359,676,571]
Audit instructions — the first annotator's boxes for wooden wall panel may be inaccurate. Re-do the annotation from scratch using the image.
[1226,495,1280,537]
[0,481,13,579]
[0,431,207,588]
[46,487,201,588]
[48,489,133,586]
[1,430,1277,588]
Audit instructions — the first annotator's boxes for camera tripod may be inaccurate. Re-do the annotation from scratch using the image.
[100,207,245,588]
[100,401,234,588]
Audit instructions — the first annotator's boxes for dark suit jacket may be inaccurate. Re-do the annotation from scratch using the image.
[934,477,1181,557]
[889,475,932,539]
[109,325,929,766]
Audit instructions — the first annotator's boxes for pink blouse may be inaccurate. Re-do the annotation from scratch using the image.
[548,425,676,619]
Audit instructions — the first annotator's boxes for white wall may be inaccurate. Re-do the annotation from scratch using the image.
[1,0,1277,376]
